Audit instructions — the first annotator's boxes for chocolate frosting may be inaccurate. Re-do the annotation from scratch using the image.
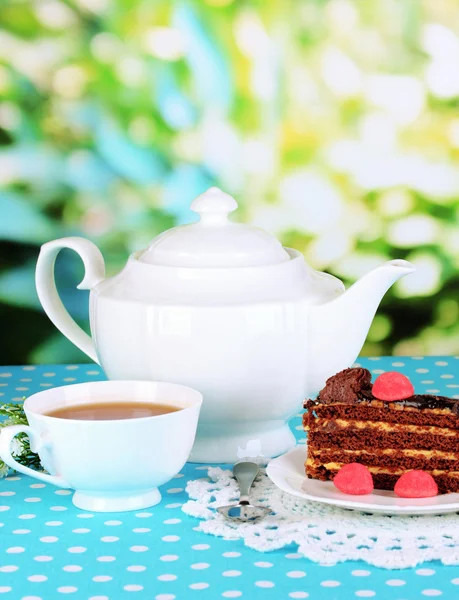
[309,367,459,414]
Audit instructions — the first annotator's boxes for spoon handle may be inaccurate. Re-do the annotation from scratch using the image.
[233,461,259,505]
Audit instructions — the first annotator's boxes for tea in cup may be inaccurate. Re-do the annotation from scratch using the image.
[0,380,202,512]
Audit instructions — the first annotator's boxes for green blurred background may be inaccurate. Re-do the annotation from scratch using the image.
[1,0,459,365]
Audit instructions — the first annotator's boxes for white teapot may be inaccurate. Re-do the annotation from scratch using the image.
[36,188,414,462]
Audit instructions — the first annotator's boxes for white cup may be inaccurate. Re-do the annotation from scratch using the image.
[0,380,202,512]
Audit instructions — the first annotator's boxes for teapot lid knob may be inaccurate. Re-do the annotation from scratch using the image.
[191,187,238,225]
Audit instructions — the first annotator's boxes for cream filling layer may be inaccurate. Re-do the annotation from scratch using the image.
[314,418,459,437]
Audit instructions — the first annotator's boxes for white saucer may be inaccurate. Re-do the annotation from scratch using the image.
[266,445,459,516]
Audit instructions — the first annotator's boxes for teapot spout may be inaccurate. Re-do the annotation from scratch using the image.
[307,260,415,396]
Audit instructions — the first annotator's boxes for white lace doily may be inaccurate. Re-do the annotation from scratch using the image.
[182,467,459,569]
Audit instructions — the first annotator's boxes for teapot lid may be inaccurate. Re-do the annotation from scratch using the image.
[137,187,290,268]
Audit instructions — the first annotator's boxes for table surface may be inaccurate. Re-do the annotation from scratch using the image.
[1,357,459,600]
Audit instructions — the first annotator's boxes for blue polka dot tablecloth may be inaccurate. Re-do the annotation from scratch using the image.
[1,358,459,600]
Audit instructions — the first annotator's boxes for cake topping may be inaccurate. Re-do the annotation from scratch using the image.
[333,463,374,495]
[372,372,415,402]
[394,471,438,498]
[319,368,373,405]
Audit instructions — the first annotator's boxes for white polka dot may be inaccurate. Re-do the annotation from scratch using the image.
[255,562,273,568]
[97,556,115,562]
[386,579,406,586]
[392,362,405,367]
[191,563,210,570]
[355,592,376,598]
[57,587,78,594]
[28,575,47,582]
[34,556,53,562]
[40,383,52,387]
[372,369,385,374]
[421,380,434,384]
[223,570,241,577]
[189,583,209,590]
[426,389,440,393]
[100,536,118,542]
[92,576,112,582]
[156,596,175,600]
[0,491,15,496]
[160,555,179,562]
[7,547,25,553]
[22,366,36,370]
[441,374,454,378]
[421,591,442,597]
[65,365,79,370]
[287,571,306,578]
[40,536,58,543]
[63,566,83,572]
[321,581,341,587]
[0,589,11,594]
[89,597,109,600]
[19,596,41,600]
[50,506,67,512]
[165,503,182,509]
[76,513,94,519]
[127,566,146,572]
[25,497,41,503]
[13,529,30,534]
[416,368,429,373]
[55,490,72,495]
[192,544,210,550]
[0,373,12,377]
[0,506,10,512]
[68,547,87,554]
[222,593,242,598]
[285,553,301,559]
[130,546,149,552]
[104,520,122,526]
[135,512,153,518]
[255,581,275,588]
[451,578,459,584]
[132,528,150,533]
[447,384,459,388]
[72,528,90,534]
[164,518,181,525]
[352,570,371,577]
[435,361,448,366]
[86,370,100,375]
[166,488,183,494]
[123,585,144,592]
[158,574,177,582]
[63,378,76,382]
[162,536,179,542]
[417,569,435,576]
[222,552,240,558]
[0,566,18,572]
[46,521,63,527]
[19,514,36,519]
[289,594,309,599]
[173,473,184,478]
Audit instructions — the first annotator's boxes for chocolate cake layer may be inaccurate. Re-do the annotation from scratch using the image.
[308,430,459,453]
[304,367,459,494]
[306,463,459,495]
[303,403,459,430]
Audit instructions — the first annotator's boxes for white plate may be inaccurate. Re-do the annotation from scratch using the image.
[266,445,459,516]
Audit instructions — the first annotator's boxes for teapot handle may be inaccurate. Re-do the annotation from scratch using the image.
[35,237,105,363]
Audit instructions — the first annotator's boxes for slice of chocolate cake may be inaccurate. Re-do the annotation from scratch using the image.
[303,368,459,494]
